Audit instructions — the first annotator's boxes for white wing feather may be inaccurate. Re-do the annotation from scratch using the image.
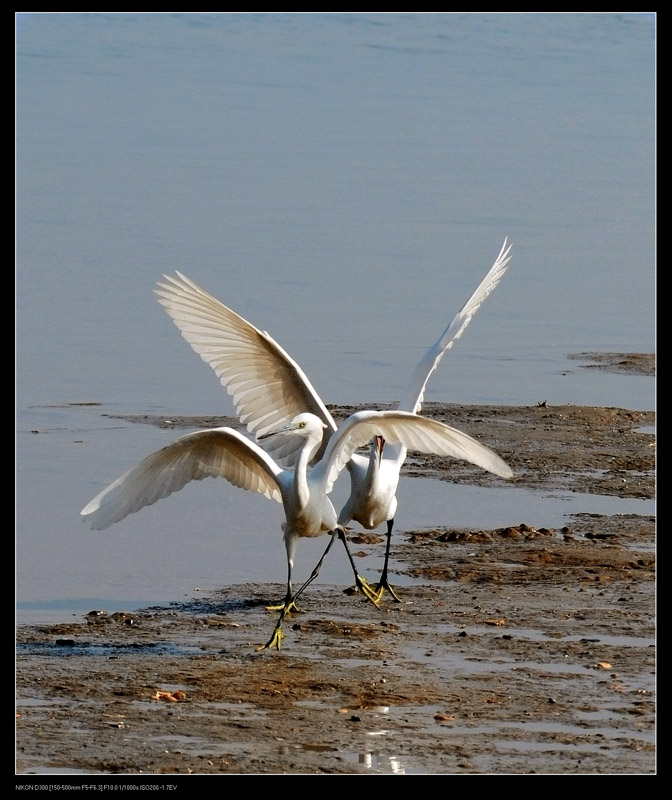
[398,238,512,414]
[155,272,337,464]
[316,409,513,495]
[81,428,283,531]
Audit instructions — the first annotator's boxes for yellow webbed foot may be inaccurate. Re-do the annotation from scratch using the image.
[265,599,302,614]
[374,580,402,604]
[355,575,383,607]
[257,624,285,651]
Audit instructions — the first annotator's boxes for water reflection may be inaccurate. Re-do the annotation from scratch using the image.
[358,752,406,774]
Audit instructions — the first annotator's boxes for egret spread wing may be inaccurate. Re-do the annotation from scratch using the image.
[81,427,283,531]
[399,238,512,414]
[316,409,513,494]
[155,272,337,459]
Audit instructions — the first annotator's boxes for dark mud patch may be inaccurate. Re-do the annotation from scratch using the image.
[568,352,655,376]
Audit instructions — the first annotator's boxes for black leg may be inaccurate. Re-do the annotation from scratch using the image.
[337,528,382,606]
[375,519,401,602]
[258,531,339,651]
[288,529,339,609]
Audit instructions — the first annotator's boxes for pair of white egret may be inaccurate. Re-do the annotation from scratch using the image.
[81,239,513,649]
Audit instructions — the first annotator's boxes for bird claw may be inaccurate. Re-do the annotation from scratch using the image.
[356,575,383,607]
[374,580,402,604]
[265,600,302,614]
[257,624,285,651]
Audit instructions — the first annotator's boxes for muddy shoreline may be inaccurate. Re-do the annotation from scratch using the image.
[16,354,656,778]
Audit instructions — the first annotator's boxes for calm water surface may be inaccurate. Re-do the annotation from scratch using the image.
[16,13,655,624]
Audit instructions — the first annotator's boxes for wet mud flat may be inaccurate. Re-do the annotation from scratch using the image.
[16,355,656,776]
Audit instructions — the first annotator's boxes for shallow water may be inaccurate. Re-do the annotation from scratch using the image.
[16,13,655,625]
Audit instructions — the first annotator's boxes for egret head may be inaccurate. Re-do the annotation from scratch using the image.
[259,412,326,440]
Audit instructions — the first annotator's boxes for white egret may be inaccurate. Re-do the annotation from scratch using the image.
[340,238,512,599]
[81,409,513,649]
[154,239,512,601]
